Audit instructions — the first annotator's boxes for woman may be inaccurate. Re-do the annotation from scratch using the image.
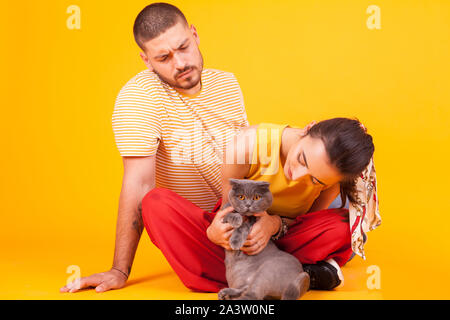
[207,118,380,290]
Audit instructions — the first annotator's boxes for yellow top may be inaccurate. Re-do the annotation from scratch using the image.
[245,123,325,218]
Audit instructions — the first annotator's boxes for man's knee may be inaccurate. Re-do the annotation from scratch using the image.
[143,187,172,202]
[141,188,174,221]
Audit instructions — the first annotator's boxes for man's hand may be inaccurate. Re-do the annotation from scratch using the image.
[59,268,128,293]
[241,211,280,255]
[206,206,235,250]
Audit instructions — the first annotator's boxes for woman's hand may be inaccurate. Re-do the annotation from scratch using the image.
[206,206,235,250]
[241,212,281,255]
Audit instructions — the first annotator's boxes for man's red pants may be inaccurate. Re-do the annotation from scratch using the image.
[141,187,353,293]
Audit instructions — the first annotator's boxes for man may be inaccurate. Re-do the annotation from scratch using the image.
[60,2,248,293]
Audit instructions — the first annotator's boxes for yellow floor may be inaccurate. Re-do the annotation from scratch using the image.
[2,225,449,300]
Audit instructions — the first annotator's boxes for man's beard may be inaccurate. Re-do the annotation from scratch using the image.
[154,53,204,90]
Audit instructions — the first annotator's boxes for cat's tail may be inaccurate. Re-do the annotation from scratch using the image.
[282,272,310,300]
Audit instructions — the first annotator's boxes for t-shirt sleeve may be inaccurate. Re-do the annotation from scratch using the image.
[111,79,162,157]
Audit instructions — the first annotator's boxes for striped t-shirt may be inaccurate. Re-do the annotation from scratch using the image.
[112,69,249,211]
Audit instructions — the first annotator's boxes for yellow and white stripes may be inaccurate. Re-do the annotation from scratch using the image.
[112,68,248,211]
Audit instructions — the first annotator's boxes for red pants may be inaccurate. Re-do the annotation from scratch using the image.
[141,187,353,293]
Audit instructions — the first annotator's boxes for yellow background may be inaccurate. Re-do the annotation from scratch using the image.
[1,0,449,299]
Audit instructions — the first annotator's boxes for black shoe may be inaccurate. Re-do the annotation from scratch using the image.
[303,261,341,290]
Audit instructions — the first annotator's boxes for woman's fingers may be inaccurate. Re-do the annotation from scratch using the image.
[245,248,259,255]
[252,211,266,217]
[219,229,234,250]
[215,207,235,231]
[248,218,262,234]
[251,245,265,255]
[224,229,233,241]
[211,206,234,226]
[243,235,258,247]
[216,206,234,219]
[242,235,263,249]
[242,239,265,255]
[221,222,234,232]
[207,206,235,246]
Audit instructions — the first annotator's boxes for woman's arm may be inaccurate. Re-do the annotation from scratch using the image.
[220,126,256,208]
[308,183,341,213]
[206,126,255,247]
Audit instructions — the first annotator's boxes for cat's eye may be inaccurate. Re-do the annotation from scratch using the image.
[253,195,260,200]
[238,195,245,200]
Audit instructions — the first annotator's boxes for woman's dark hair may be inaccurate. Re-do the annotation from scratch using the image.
[307,118,374,207]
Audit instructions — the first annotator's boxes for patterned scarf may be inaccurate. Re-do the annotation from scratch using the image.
[348,157,382,259]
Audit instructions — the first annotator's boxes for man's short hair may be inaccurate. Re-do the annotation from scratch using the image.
[133,3,188,50]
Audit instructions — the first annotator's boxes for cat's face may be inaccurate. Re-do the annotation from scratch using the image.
[228,179,273,215]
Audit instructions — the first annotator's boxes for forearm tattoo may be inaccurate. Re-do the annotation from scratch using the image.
[132,202,144,235]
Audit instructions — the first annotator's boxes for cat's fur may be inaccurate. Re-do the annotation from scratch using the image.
[218,178,310,300]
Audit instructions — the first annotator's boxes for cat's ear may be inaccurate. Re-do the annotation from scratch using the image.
[256,181,270,191]
[229,178,241,187]
[255,181,270,187]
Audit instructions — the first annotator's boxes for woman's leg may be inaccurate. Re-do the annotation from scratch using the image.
[141,187,227,292]
[274,208,353,290]
[274,208,353,267]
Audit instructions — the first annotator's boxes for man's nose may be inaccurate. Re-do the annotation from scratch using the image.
[173,53,186,70]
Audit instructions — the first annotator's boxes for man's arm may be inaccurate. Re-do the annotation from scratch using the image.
[60,155,156,293]
[112,156,156,276]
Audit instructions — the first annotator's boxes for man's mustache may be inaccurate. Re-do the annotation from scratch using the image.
[175,66,195,79]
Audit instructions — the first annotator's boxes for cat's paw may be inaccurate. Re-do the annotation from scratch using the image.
[227,214,243,228]
[218,288,231,300]
[218,288,244,300]
[230,235,245,250]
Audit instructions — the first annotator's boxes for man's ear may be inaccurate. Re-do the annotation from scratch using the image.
[140,52,153,71]
[190,24,200,46]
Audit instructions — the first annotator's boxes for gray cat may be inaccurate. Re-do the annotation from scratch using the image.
[218,178,310,300]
